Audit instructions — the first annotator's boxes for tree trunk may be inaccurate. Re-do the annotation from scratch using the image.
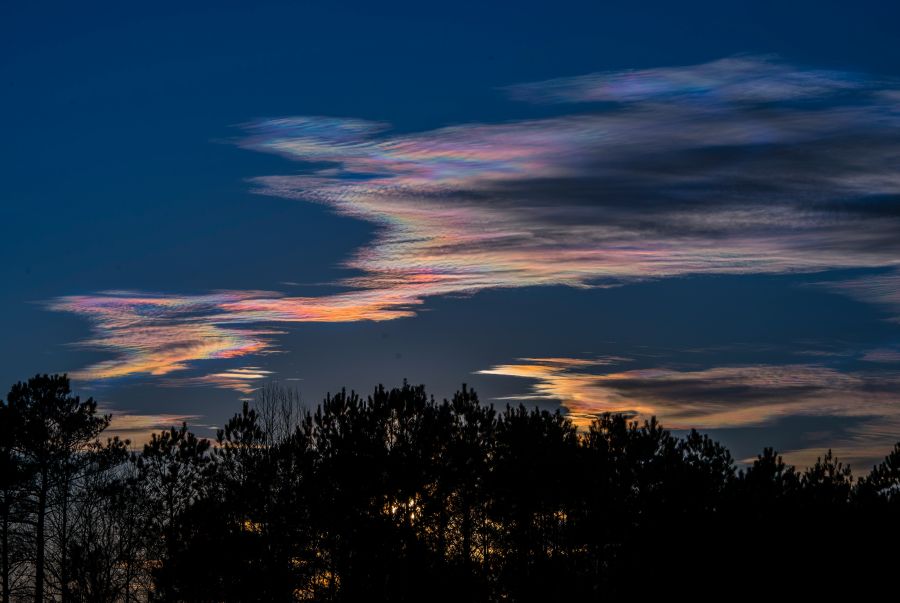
[34,474,47,603]
[461,500,471,567]
[1,495,10,603]
[437,502,447,560]
[59,477,69,603]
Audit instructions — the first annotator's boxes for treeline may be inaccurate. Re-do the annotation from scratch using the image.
[1,374,899,602]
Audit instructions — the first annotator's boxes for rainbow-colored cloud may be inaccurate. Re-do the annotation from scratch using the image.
[478,356,900,467]
[49,57,900,388]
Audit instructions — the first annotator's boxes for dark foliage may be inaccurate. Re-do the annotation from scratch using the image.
[2,375,899,601]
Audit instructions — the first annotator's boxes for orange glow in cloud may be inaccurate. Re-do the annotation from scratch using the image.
[478,357,900,467]
[105,411,202,446]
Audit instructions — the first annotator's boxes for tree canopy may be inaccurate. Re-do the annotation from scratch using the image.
[1,374,898,601]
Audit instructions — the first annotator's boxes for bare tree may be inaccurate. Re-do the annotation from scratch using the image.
[253,382,304,446]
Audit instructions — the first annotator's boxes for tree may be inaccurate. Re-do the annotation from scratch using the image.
[0,402,28,603]
[801,449,853,506]
[735,446,800,507]
[131,423,211,602]
[63,435,131,603]
[428,385,495,600]
[5,373,900,601]
[857,442,900,504]
[6,374,109,603]
[491,404,580,601]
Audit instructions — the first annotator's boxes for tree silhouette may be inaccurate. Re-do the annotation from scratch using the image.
[131,423,212,602]
[858,442,900,504]
[5,374,109,603]
[0,401,29,603]
[3,374,900,601]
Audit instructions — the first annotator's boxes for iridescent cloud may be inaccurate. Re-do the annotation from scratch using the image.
[105,411,202,446]
[49,291,283,381]
[49,57,900,386]
[164,366,275,394]
[478,357,900,467]
[504,56,863,104]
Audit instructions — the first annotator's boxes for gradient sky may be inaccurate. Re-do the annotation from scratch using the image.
[4,0,900,468]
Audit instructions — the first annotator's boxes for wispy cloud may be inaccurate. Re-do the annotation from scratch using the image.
[163,366,275,394]
[504,56,865,104]
[105,411,202,445]
[861,347,900,363]
[48,291,283,381]
[818,270,900,321]
[478,357,900,467]
[48,57,900,384]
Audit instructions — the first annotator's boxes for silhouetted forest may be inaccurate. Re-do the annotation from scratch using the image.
[1,374,899,602]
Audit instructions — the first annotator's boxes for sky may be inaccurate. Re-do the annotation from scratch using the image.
[3,0,900,468]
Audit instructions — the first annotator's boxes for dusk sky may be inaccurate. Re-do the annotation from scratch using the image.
[4,0,900,468]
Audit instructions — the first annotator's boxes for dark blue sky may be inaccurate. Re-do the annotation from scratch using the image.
[4,0,900,467]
